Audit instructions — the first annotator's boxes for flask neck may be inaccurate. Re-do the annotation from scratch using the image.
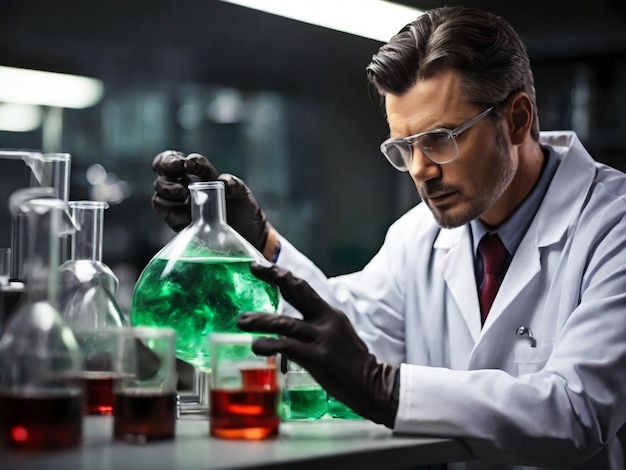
[22,202,65,305]
[190,183,227,226]
[70,202,108,262]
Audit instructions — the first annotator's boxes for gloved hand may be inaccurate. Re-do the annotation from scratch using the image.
[151,150,270,252]
[237,263,400,428]
[151,150,218,232]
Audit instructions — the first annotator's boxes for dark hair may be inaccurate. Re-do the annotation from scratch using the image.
[366,6,540,139]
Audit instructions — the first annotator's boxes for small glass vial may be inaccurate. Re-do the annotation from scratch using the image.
[282,361,327,421]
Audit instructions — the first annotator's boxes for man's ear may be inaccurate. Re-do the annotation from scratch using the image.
[506,92,534,145]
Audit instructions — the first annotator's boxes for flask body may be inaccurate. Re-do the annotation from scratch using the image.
[130,181,279,370]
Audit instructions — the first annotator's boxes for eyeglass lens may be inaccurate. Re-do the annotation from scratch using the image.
[381,106,494,171]
[385,131,456,169]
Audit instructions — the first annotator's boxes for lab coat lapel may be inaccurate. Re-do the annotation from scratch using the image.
[435,226,483,341]
[481,132,596,330]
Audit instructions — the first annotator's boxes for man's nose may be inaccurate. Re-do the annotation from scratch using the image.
[408,146,441,184]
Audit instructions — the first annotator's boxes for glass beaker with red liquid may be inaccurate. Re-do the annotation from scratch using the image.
[68,330,128,416]
[210,333,280,440]
[0,195,84,451]
[113,326,177,443]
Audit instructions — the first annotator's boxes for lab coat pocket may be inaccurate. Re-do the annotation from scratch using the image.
[513,340,554,375]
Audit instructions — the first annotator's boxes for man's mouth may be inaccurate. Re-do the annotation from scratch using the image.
[426,191,459,206]
[427,190,455,200]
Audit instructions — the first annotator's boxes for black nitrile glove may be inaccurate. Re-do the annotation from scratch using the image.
[237,263,400,428]
[152,150,219,232]
[219,173,270,254]
[151,150,269,251]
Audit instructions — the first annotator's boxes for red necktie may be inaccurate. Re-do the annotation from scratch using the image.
[478,233,508,324]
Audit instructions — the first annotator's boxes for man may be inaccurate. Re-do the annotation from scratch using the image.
[151,7,626,469]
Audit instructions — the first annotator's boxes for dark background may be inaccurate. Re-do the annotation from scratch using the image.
[1,0,625,311]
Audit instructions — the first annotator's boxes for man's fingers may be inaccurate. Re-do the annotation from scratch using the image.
[152,150,219,182]
[249,264,329,321]
[152,194,186,213]
[238,313,317,342]
[163,208,192,232]
[152,150,186,177]
[153,177,188,202]
[250,336,311,364]
[184,153,219,180]
[219,174,250,200]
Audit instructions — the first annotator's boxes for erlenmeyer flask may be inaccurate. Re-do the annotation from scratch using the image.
[58,201,126,331]
[0,197,84,451]
[130,181,280,369]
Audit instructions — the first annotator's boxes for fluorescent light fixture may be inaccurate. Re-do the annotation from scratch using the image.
[0,66,104,109]
[0,103,42,132]
[220,0,423,42]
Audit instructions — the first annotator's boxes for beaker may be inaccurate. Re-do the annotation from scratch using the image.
[130,181,280,416]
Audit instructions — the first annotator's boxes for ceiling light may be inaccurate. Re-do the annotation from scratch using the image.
[0,66,104,109]
[220,0,423,42]
[0,103,42,132]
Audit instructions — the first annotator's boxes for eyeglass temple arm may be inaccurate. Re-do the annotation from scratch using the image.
[451,106,494,137]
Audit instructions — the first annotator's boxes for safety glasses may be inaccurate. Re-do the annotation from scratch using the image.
[380,106,494,171]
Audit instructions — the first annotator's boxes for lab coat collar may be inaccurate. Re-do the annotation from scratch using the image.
[532,131,595,248]
[480,131,595,336]
[435,131,596,341]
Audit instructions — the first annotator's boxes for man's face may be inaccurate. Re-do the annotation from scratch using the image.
[385,69,516,228]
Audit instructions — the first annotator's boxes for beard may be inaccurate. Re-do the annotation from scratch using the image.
[419,125,515,229]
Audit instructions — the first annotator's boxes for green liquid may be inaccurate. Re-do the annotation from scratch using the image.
[327,395,363,420]
[283,387,327,421]
[130,256,279,369]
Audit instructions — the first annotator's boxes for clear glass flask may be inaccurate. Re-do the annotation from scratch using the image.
[58,201,126,331]
[0,195,84,450]
[130,181,280,416]
[57,201,127,416]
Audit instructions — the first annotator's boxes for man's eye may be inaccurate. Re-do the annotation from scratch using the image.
[420,132,451,147]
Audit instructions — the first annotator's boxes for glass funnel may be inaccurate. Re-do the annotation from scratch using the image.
[0,196,83,450]
[130,181,280,414]
[58,201,126,332]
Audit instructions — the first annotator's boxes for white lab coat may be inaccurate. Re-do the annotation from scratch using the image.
[277,131,626,469]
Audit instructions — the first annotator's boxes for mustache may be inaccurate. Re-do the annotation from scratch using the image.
[420,180,459,198]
